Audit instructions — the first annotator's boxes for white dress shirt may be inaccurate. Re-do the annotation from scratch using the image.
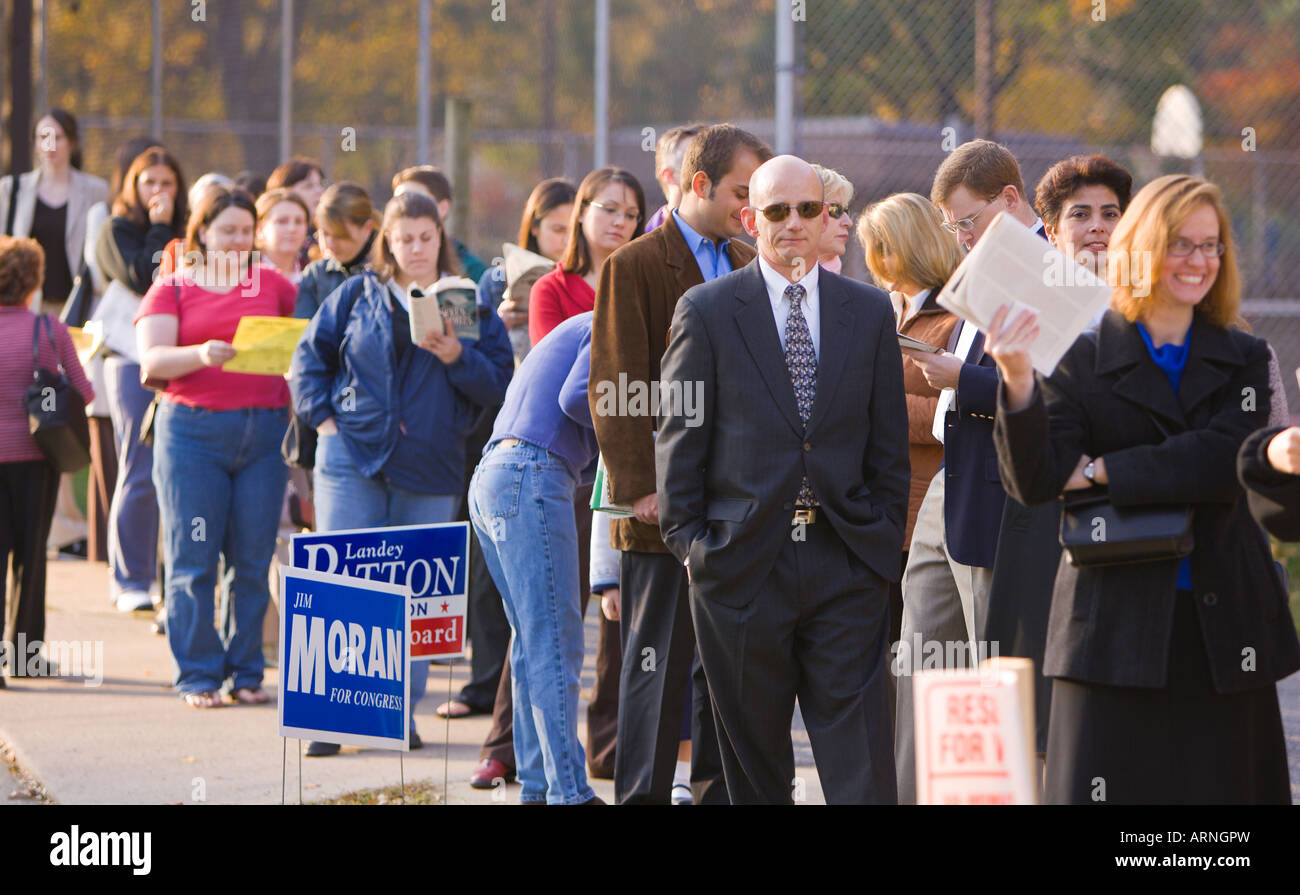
[759,254,821,359]
[893,288,929,329]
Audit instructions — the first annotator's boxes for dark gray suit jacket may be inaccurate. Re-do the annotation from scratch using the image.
[655,260,910,608]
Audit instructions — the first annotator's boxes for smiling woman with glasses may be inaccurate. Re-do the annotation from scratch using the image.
[986,174,1300,804]
[811,164,854,273]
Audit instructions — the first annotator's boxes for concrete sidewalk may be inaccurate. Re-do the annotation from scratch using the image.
[5,557,1295,804]
[1,557,829,805]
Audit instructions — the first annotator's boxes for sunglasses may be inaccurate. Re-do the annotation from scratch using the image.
[827,203,850,220]
[754,201,824,222]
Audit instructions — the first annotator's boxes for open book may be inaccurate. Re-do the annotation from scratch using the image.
[408,277,481,344]
[936,214,1111,375]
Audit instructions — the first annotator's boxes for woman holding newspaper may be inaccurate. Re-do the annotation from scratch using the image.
[135,185,298,709]
[290,191,513,753]
[986,174,1300,803]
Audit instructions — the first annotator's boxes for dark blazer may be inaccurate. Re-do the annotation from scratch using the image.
[940,330,1003,567]
[588,213,755,554]
[655,261,910,608]
[1239,425,1300,541]
[994,310,1300,692]
[940,221,1048,567]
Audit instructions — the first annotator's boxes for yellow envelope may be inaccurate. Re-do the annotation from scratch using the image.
[222,316,309,376]
[66,325,103,368]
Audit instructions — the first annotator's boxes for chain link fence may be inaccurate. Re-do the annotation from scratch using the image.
[15,0,1300,408]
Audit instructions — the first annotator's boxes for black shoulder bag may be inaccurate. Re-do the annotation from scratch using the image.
[26,314,91,473]
[1058,413,1193,567]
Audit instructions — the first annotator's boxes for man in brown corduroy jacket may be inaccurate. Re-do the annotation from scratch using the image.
[589,124,769,804]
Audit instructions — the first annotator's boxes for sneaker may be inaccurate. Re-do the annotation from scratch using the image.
[409,727,423,750]
[115,591,154,613]
[56,539,88,560]
[305,741,340,757]
[671,783,694,805]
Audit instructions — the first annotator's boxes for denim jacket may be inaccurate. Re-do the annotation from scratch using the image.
[290,271,513,495]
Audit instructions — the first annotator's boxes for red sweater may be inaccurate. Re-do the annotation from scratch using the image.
[529,267,594,346]
[0,307,94,463]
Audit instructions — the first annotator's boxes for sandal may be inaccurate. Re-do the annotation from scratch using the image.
[184,691,223,709]
[227,686,271,705]
[435,699,486,719]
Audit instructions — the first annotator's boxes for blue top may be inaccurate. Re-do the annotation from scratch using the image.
[488,311,598,484]
[291,271,514,495]
[673,209,733,281]
[1136,321,1193,590]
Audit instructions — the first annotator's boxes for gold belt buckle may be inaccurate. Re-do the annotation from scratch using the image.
[793,507,817,525]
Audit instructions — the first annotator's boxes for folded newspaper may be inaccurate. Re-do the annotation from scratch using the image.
[935,213,1111,375]
[409,277,481,344]
[590,455,636,517]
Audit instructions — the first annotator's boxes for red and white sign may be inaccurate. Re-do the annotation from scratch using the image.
[913,662,1037,805]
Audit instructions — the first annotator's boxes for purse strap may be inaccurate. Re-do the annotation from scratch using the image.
[4,175,18,236]
[31,313,64,381]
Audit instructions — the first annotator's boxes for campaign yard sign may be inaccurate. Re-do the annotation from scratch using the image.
[291,522,469,661]
[913,661,1037,805]
[278,566,409,750]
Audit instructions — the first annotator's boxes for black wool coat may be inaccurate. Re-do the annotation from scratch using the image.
[994,310,1300,692]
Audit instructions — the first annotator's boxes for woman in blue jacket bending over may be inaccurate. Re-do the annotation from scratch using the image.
[290,191,513,755]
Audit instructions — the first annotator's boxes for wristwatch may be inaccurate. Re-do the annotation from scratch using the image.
[1082,459,1097,484]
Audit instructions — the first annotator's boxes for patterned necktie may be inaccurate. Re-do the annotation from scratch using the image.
[784,284,819,507]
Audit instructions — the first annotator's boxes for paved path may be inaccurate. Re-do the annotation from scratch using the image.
[3,557,1295,804]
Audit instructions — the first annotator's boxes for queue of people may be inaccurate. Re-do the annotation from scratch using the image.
[1,108,1296,805]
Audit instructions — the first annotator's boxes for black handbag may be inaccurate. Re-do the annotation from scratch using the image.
[281,411,317,469]
[1059,488,1193,567]
[59,260,94,328]
[1058,412,1192,567]
[26,314,91,473]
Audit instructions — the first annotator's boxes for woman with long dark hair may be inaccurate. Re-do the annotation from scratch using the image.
[291,191,513,752]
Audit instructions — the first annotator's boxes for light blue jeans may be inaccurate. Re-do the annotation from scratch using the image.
[469,440,594,805]
[313,431,458,721]
[152,402,288,696]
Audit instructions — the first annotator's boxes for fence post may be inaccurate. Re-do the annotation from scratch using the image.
[445,97,472,245]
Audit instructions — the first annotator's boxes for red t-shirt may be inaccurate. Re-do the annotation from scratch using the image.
[529,267,594,346]
[136,269,297,410]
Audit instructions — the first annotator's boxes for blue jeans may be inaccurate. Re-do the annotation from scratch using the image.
[313,431,458,719]
[152,403,289,696]
[469,441,594,805]
[103,358,158,596]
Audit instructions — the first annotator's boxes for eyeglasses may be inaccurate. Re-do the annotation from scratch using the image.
[589,201,641,224]
[754,201,824,222]
[940,199,996,234]
[827,203,851,220]
[1167,239,1226,258]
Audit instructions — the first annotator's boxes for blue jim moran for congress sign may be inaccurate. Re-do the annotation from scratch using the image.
[290,522,469,660]
[278,566,410,750]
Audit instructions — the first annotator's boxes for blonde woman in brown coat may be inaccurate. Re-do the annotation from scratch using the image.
[857,192,962,683]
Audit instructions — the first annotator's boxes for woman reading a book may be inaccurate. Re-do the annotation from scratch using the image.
[857,192,962,660]
[135,185,297,709]
[289,191,513,754]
